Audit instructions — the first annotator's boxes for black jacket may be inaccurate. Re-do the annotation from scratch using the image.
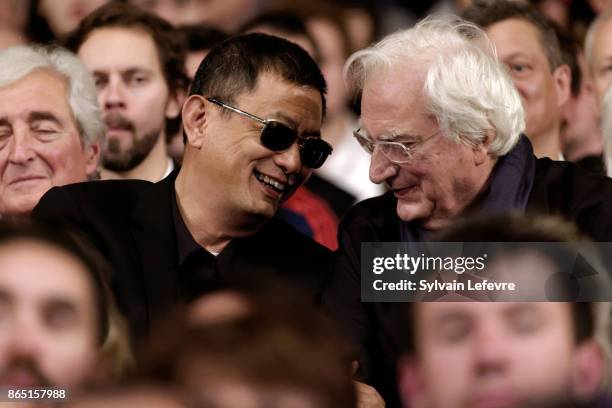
[33,171,333,339]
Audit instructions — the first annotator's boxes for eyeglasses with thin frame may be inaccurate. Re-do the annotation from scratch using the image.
[206,97,332,169]
[352,128,440,164]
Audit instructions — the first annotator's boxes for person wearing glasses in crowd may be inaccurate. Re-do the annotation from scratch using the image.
[33,33,334,340]
[323,15,612,405]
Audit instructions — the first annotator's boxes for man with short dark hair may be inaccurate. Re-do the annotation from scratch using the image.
[34,33,333,339]
[463,0,571,159]
[64,2,189,182]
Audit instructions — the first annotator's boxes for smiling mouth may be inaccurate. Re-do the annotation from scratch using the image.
[254,170,286,193]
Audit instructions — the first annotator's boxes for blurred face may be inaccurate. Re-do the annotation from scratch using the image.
[38,0,107,36]
[0,69,98,216]
[561,53,601,156]
[400,302,600,408]
[0,240,99,390]
[186,72,322,221]
[78,27,179,172]
[307,18,348,117]
[133,0,257,32]
[589,18,612,105]
[361,67,491,230]
[486,18,568,143]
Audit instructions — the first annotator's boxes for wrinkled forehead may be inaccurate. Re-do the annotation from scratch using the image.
[0,68,75,120]
[360,66,435,136]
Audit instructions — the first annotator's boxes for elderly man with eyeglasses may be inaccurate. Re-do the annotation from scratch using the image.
[323,15,612,406]
[32,33,334,340]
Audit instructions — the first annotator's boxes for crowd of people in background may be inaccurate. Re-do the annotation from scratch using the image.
[1,0,612,407]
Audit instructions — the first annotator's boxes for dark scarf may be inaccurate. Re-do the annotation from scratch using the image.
[399,135,536,242]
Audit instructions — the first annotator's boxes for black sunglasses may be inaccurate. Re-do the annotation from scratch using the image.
[206,97,332,169]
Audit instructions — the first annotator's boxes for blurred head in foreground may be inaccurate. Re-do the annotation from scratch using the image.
[139,286,357,408]
[398,213,609,408]
[0,219,132,394]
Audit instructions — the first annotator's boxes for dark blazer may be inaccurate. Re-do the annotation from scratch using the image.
[324,157,612,405]
[33,171,333,338]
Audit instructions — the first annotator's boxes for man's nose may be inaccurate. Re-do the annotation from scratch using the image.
[274,142,303,176]
[101,77,126,110]
[8,127,36,164]
[369,147,398,184]
[472,325,510,377]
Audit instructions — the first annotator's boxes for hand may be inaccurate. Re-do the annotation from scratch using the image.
[354,380,386,408]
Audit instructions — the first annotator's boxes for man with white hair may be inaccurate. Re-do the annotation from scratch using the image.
[324,15,612,404]
[0,45,103,216]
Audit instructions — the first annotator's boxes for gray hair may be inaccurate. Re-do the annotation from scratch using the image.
[585,9,612,73]
[344,14,525,157]
[0,45,105,149]
[602,87,612,177]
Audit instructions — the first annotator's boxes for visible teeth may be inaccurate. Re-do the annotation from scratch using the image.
[256,172,285,191]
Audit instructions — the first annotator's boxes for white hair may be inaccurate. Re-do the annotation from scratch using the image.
[585,10,612,72]
[0,45,105,149]
[344,14,525,157]
[602,87,612,177]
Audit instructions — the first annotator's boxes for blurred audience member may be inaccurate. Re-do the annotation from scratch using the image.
[0,0,30,34]
[34,33,333,339]
[0,220,132,396]
[0,27,25,50]
[463,0,571,160]
[131,0,261,33]
[164,24,227,165]
[600,86,612,177]
[399,301,606,408]
[585,9,612,105]
[68,386,185,408]
[243,11,320,60]
[330,0,378,52]
[305,7,384,203]
[179,24,227,81]
[558,29,604,174]
[140,287,357,408]
[0,45,102,217]
[399,213,610,408]
[64,2,189,182]
[36,0,108,38]
[589,0,612,14]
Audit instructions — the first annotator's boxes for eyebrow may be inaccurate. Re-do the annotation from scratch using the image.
[122,68,153,77]
[28,111,63,126]
[92,67,153,77]
[44,298,79,314]
[503,52,532,61]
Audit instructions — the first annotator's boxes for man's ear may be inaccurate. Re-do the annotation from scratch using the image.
[473,129,494,166]
[553,64,571,109]
[398,355,429,408]
[182,94,208,148]
[85,142,101,177]
[165,88,186,120]
[572,339,605,401]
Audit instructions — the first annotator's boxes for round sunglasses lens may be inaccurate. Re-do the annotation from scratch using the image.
[260,122,297,151]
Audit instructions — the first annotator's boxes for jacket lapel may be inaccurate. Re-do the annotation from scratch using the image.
[129,170,181,327]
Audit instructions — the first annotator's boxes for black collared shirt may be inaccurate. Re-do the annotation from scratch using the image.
[171,190,219,301]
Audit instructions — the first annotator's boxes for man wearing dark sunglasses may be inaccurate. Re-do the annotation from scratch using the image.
[33,33,333,341]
